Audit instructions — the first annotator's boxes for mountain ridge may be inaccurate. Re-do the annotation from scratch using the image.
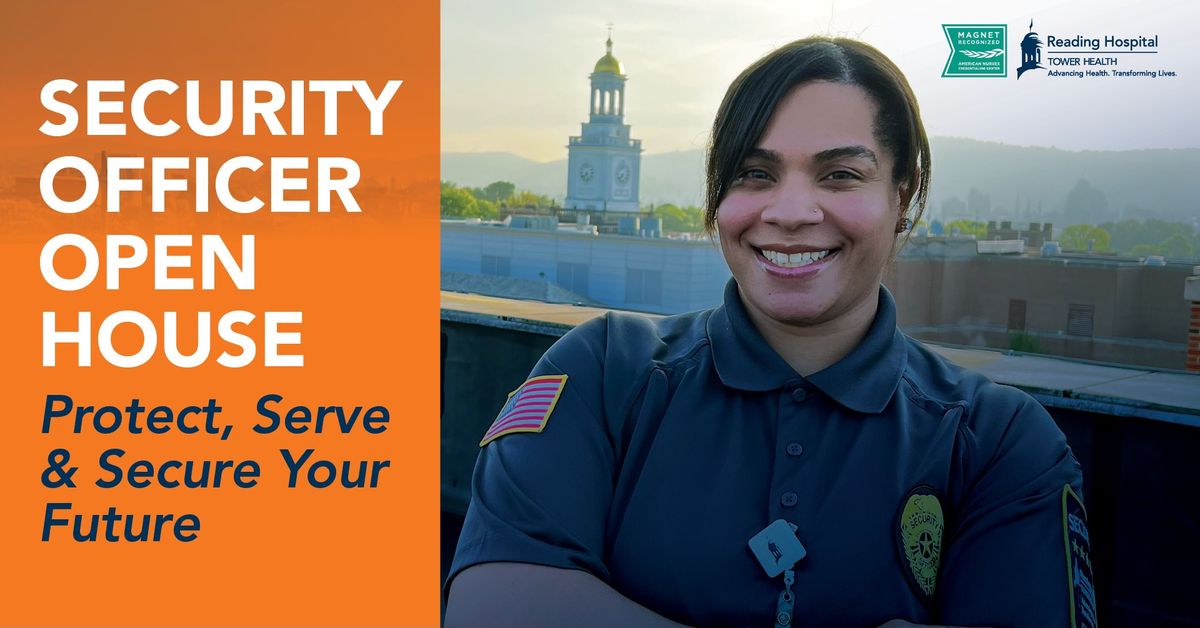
[443,138,1200,224]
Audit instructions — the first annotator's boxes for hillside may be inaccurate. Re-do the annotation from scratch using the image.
[443,139,1200,224]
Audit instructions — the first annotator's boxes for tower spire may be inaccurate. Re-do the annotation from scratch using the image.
[606,22,613,53]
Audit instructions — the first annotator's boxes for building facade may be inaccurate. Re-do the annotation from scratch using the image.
[441,221,729,315]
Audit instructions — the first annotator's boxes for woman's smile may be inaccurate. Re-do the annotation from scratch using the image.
[755,246,840,276]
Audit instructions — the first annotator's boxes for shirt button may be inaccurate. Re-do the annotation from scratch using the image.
[786,442,803,457]
[791,388,808,402]
[780,492,798,507]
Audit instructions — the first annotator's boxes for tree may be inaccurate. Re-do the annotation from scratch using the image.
[945,220,987,239]
[510,190,552,209]
[1058,224,1111,252]
[1142,219,1183,246]
[440,181,503,218]
[652,203,704,233]
[1129,243,1162,257]
[441,182,480,217]
[1096,218,1194,256]
[1160,233,1194,259]
[475,198,499,219]
[481,181,516,204]
[1097,218,1142,253]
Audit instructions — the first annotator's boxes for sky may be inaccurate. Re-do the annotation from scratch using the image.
[442,0,1200,162]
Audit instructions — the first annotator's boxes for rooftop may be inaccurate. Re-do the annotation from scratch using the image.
[441,290,1200,426]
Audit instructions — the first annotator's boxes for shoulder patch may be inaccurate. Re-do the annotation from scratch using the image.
[1063,485,1098,628]
[479,375,568,446]
[896,485,944,602]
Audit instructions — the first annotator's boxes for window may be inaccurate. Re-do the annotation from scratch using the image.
[625,268,663,306]
[1008,299,1027,332]
[481,255,510,277]
[556,262,589,296]
[1067,304,1095,337]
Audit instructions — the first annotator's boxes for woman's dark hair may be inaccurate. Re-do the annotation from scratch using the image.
[704,37,930,235]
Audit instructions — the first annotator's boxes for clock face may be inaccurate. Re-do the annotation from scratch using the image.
[615,161,630,184]
[579,163,595,183]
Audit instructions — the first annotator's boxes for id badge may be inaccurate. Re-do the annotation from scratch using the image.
[748,519,807,577]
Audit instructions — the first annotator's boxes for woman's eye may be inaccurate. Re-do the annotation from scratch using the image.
[733,168,772,184]
[824,170,861,182]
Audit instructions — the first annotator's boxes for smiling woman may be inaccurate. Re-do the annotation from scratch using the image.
[705,38,928,375]
[717,84,903,352]
[446,37,1091,628]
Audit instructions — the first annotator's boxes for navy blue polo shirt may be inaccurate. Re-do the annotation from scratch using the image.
[449,279,1091,628]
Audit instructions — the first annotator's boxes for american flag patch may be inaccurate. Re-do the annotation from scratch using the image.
[479,375,568,446]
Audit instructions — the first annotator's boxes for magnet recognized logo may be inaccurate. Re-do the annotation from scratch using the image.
[942,24,1008,77]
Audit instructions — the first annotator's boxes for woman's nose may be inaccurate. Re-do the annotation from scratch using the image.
[760,178,823,230]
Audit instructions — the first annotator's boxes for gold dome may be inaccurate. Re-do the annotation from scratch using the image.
[593,36,624,74]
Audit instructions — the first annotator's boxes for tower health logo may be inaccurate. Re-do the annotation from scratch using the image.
[1017,20,1045,78]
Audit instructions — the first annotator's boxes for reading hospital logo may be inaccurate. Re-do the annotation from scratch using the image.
[1017,20,1045,79]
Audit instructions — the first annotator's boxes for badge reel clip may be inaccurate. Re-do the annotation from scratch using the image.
[748,519,807,628]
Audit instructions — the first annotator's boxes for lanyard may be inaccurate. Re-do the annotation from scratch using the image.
[749,519,806,628]
[773,569,796,628]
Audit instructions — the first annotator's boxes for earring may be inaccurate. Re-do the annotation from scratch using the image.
[895,217,912,233]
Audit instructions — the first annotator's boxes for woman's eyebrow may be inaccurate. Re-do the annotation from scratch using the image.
[743,148,782,163]
[813,145,878,166]
[744,146,878,167]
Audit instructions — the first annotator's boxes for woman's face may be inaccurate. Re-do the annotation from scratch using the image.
[716,81,902,328]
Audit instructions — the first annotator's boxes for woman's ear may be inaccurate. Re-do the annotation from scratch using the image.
[896,182,912,214]
[894,183,913,234]
[897,176,912,211]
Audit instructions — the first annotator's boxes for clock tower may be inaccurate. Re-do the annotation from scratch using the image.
[564,30,642,213]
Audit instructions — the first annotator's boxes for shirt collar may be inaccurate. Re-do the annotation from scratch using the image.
[706,278,908,414]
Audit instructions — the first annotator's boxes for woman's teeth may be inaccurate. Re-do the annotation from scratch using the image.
[761,248,832,268]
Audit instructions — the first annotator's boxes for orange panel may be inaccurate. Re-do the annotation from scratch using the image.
[0,1,439,625]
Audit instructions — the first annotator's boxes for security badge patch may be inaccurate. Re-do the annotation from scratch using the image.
[896,486,944,600]
[479,375,568,446]
[1063,485,1098,628]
